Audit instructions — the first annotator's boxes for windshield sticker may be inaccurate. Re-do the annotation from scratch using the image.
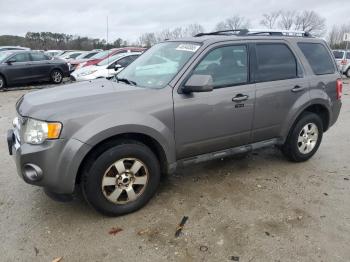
[176,44,200,52]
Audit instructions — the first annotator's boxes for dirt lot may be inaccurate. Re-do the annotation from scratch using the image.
[0,81,349,262]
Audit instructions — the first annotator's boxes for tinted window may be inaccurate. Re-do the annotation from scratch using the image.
[298,43,335,75]
[333,51,344,59]
[115,56,133,67]
[69,53,82,59]
[31,52,49,61]
[192,45,248,88]
[255,44,297,82]
[347,52,350,59]
[83,52,98,59]
[12,53,31,62]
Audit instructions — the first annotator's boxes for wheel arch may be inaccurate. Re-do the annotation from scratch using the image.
[281,102,330,143]
[75,132,169,185]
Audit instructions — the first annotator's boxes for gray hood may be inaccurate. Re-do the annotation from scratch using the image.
[17,79,158,121]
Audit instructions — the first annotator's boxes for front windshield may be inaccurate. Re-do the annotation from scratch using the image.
[0,52,12,62]
[97,53,126,66]
[116,42,201,89]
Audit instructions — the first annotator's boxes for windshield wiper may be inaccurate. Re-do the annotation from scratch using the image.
[115,76,137,86]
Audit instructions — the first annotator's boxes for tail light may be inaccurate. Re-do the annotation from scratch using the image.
[336,79,343,100]
[341,59,347,65]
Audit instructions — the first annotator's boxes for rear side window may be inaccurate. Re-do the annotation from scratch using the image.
[347,53,350,59]
[298,43,335,75]
[255,43,297,82]
[31,52,49,61]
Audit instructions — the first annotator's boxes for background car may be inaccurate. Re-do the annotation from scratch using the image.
[0,50,69,90]
[333,50,350,77]
[45,50,63,57]
[75,47,146,70]
[0,46,30,52]
[57,51,85,60]
[67,50,101,72]
[71,52,141,81]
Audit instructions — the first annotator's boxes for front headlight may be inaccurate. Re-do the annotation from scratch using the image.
[22,118,62,145]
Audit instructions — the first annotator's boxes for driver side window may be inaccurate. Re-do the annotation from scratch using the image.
[12,53,31,62]
[192,45,248,88]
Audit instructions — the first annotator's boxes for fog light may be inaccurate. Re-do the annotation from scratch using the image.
[23,164,43,182]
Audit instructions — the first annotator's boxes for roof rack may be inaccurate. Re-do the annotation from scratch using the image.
[194,29,311,38]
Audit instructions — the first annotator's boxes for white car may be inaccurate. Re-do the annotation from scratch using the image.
[71,52,141,81]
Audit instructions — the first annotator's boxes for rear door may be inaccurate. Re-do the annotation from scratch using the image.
[29,52,52,79]
[251,41,309,142]
[5,52,32,84]
[173,43,255,159]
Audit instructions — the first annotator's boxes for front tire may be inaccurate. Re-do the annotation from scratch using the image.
[50,69,63,84]
[0,75,6,91]
[346,69,350,78]
[81,140,160,216]
[282,112,323,162]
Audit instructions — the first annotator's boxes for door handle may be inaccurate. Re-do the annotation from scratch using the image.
[232,94,249,102]
[291,85,306,92]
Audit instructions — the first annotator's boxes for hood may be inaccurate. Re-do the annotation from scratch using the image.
[17,79,157,121]
[71,65,101,76]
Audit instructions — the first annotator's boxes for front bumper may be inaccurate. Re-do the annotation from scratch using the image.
[7,129,92,195]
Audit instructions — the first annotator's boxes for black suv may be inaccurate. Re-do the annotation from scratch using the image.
[0,50,70,90]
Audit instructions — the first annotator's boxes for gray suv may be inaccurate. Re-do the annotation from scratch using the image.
[7,30,342,216]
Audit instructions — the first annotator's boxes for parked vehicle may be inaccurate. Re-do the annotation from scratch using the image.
[58,51,85,60]
[67,50,101,72]
[71,52,141,81]
[333,50,350,77]
[0,46,30,52]
[7,30,342,216]
[45,50,63,57]
[75,47,146,70]
[0,50,69,89]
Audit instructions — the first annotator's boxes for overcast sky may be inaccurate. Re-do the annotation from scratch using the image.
[0,0,348,42]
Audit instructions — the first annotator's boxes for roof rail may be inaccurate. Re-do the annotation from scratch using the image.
[194,29,311,38]
[194,29,249,37]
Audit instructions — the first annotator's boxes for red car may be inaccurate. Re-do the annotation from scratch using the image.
[74,47,146,70]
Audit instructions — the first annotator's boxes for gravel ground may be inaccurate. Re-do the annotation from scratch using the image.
[0,81,349,262]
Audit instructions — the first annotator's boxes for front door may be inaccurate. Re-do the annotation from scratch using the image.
[5,52,32,84]
[173,44,255,159]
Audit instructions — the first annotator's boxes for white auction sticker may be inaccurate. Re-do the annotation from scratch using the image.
[176,44,200,52]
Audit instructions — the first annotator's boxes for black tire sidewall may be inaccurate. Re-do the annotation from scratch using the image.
[287,113,323,161]
[0,75,5,90]
[82,142,160,216]
[51,69,63,84]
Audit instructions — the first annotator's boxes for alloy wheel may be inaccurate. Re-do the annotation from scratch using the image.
[52,71,62,83]
[101,158,149,204]
[297,123,319,154]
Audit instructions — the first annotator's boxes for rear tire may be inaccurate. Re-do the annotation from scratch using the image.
[0,75,6,91]
[282,112,323,162]
[50,69,63,84]
[346,69,350,78]
[81,140,160,216]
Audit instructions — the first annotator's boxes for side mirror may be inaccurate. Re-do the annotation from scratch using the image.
[182,74,214,93]
[6,58,16,65]
[114,64,123,71]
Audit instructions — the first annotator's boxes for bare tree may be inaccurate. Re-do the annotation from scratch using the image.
[278,10,296,30]
[215,15,251,31]
[260,11,280,29]
[137,32,157,47]
[184,23,204,36]
[328,23,350,48]
[294,10,326,36]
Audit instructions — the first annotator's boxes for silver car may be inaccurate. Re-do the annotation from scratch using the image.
[333,50,350,77]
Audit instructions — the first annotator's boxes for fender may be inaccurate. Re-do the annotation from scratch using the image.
[71,111,176,165]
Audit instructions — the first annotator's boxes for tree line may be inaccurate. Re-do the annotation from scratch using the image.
[0,9,349,50]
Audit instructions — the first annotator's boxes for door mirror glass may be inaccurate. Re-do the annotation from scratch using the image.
[183,74,214,93]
